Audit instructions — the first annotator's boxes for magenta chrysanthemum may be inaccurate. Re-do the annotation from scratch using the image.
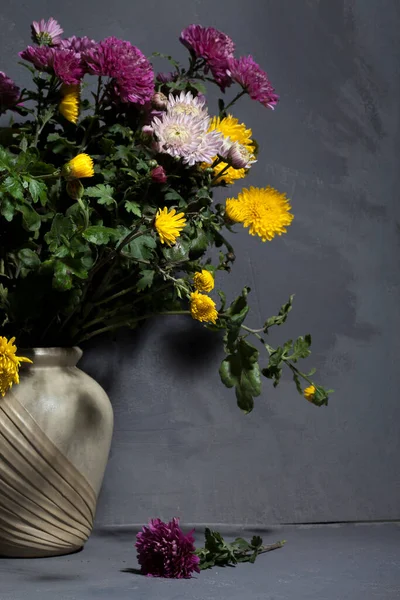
[60,36,97,54]
[227,55,279,109]
[31,17,63,46]
[136,518,200,579]
[19,46,83,85]
[0,72,20,114]
[83,37,154,104]
[150,111,223,166]
[180,25,234,90]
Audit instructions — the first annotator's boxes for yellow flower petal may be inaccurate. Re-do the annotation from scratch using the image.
[303,385,316,402]
[64,154,94,179]
[226,186,293,242]
[0,336,32,397]
[155,207,187,246]
[193,269,214,293]
[59,84,80,124]
[190,291,218,324]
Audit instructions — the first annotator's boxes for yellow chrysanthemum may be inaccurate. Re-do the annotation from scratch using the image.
[0,336,32,397]
[204,115,255,185]
[59,84,80,124]
[225,186,294,242]
[63,154,94,179]
[193,269,214,293]
[190,291,218,324]
[303,385,316,402]
[155,207,187,246]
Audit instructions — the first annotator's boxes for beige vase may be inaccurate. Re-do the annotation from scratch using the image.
[0,347,113,558]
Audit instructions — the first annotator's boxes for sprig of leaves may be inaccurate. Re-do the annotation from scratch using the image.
[195,528,285,570]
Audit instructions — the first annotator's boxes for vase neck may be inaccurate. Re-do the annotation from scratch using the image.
[22,347,83,367]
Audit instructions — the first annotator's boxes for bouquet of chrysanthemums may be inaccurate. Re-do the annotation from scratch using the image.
[0,18,332,409]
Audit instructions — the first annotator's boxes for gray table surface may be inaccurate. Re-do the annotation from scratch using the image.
[1,523,399,599]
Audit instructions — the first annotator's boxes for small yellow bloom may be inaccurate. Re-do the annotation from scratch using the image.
[226,186,293,242]
[0,336,32,397]
[193,269,214,293]
[203,115,255,185]
[64,154,94,179]
[303,385,316,402]
[155,207,187,246]
[190,291,218,324]
[59,84,80,124]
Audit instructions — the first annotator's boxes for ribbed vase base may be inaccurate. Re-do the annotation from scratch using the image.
[0,544,83,558]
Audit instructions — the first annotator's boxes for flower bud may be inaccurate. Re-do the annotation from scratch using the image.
[151,92,168,110]
[226,142,256,169]
[151,165,167,184]
[66,179,84,200]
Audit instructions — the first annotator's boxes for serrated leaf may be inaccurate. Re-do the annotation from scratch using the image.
[264,295,294,331]
[44,214,76,251]
[137,269,155,291]
[2,175,24,200]
[25,177,48,205]
[83,225,117,245]
[85,184,115,206]
[18,204,41,231]
[0,198,15,221]
[125,234,157,261]
[124,200,142,217]
[219,338,261,413]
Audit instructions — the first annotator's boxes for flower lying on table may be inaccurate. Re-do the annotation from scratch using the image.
[135,518,285,578]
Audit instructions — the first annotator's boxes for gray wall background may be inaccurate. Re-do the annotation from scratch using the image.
[1,0,400,525]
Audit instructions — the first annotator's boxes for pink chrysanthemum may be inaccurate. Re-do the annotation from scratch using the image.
[150,111,223,166]
[60,36,97,54]
[31,17,64,46]
[83,37,154,104]
[167,91,208,119]
[136,518,200,579]
[19,46,83,85]
[227,55,279,109]
[180,25,234,90]
[0,72,20,114]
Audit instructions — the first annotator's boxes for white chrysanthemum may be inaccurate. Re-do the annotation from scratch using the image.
[167,91,208,119]
[227,141,257,169]
[150,112,223,166]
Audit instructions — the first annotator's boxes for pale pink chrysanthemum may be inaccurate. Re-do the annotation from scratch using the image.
[136,518,200,579]
[180,25,234,90]
[31,17,64,46]
[167,91,208,119]
[19,46,83,84]
[83,37,154,104]
[227,55,279,109]
[0,72,20,114]
[150,111,223,166]
[226,141,257,169]
[59,36,97,55]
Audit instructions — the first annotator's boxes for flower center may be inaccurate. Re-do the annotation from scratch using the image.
[38,32,53,46]
[164,124,191,146]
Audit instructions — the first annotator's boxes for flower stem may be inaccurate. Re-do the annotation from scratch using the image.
[211,164,230,185]
[224,89,246,112]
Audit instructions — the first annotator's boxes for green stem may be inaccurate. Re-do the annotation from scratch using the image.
[76,310,190,344]
[224,89,246,112]
[211,164,230,185]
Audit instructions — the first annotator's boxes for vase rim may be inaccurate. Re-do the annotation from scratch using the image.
[21,347,83,367]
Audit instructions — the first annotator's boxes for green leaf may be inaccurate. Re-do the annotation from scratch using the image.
[219,338,261,413]
[107,124,133,139]
[125,234,157,261]
[86,184,115,206]
[0,146,14,172]
[151,51,180,70]
[25,177,48,205]
[53,258,89,291]
[137,269,155,291]
[162,238,190,263]
[83,225,118,245]
[124,200,142,217]
[18,204,41,231]
[44,214,76,251]
[190,81,207,95]
[288,334,312,362]
[264,295,294,332]
[2,175,24,200]
[18,248,40,269]
[165,188,185,203]
[0,198,15,221]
